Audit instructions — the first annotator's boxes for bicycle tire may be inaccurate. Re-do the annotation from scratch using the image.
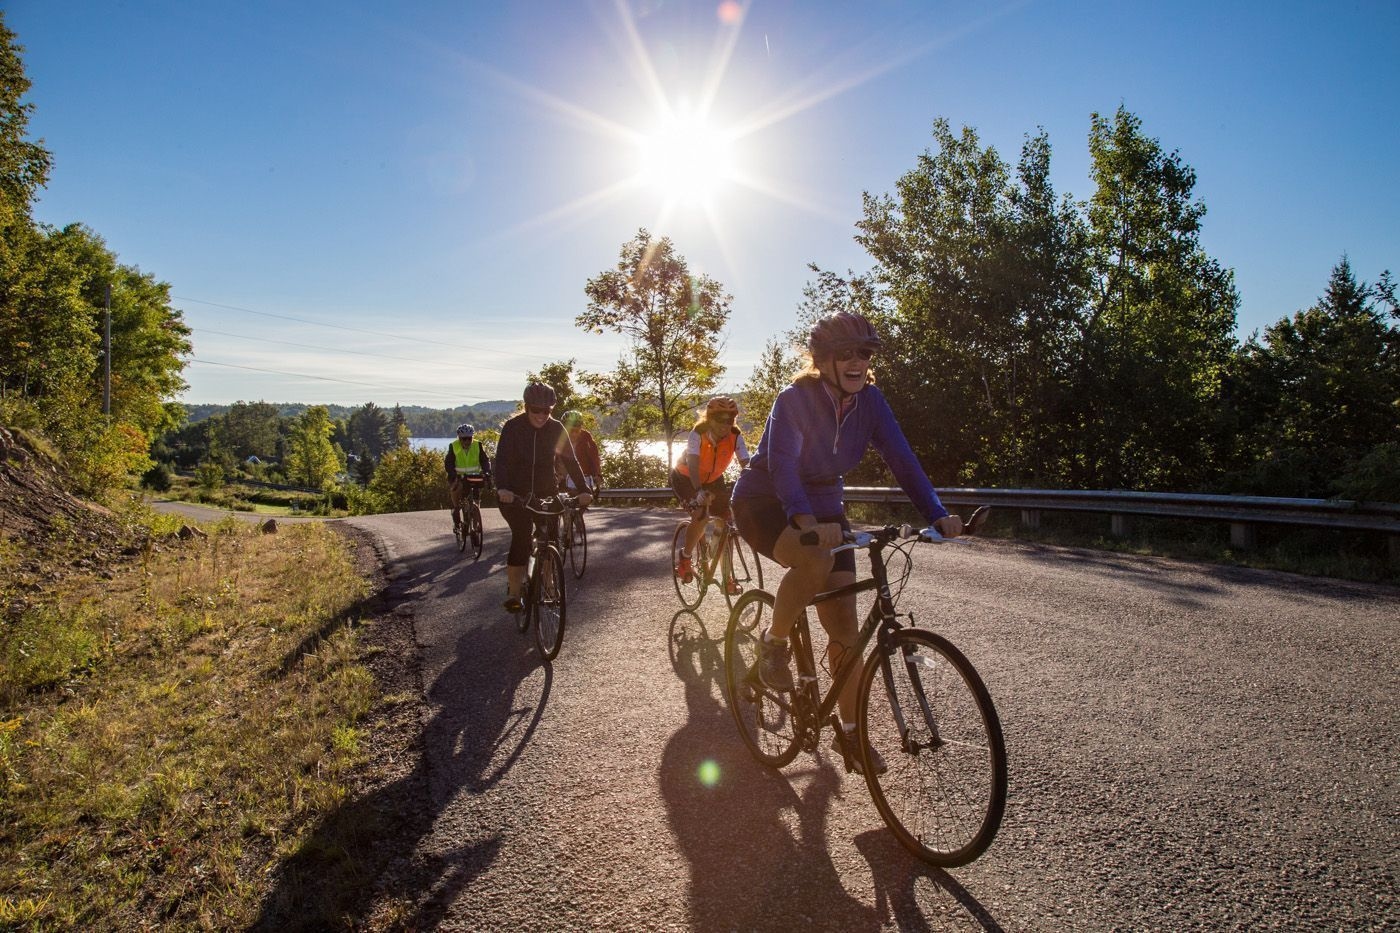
[454,515,467,553]
[516,553,533,634]
[722,533,764,611]
[857,628,1007,867]
[723,590,800,768]
[532,545,567,661]
[568,510,587,578]
[468,503,483,560]
[671,523,705,608]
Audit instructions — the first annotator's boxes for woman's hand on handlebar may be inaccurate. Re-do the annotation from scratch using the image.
[933,514,963,538]
[498,489,516,505]
[793,515,844,549]
[577,492,593,509]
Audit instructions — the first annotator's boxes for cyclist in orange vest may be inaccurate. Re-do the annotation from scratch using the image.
[671,396,751,589]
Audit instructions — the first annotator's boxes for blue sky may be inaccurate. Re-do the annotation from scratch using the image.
[7,0,1398,407]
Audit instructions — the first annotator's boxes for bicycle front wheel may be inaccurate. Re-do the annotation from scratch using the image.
[468,503,483,560]
[568,510,587,578]
[858,628,1006,867]
[724,590,800,768]
[532,545,567,661]
[722,533,763,610]
[671,523,705,608]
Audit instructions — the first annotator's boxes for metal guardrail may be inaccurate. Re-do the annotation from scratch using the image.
[598,485,1400,551]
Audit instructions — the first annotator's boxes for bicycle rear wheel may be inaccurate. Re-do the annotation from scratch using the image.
[722,533,763,610]
[532,545,567,661]
[568,510,587,578]
[671,523,705,608]
[454,513,467,553]
[857,628,1006,867]
[723,590,800,768]
[468,503,483,560]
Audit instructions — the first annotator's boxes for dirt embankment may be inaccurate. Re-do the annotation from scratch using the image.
[0,425,141,581]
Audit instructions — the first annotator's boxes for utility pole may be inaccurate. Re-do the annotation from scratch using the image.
[102,283,112,416]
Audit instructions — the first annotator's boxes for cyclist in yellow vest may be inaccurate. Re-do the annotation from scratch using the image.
[671,396,750,589]
[444,423,492,534]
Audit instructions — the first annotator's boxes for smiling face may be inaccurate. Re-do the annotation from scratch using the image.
[818,346,873,396]
[526,404,552,429]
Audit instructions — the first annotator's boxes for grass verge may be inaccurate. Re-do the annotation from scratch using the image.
[0,513,379,929]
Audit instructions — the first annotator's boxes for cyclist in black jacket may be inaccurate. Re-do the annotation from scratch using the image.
[494,383,593,612]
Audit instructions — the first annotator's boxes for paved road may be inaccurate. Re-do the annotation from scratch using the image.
[329,507,1396,930]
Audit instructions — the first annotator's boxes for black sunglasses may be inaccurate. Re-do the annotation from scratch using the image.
[835,347,875,362]
[527,405,552,415]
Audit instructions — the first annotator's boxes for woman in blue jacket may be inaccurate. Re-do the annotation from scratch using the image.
[732,311,964,774]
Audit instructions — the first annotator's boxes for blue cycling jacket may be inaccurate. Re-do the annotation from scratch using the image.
[733,377,949,524]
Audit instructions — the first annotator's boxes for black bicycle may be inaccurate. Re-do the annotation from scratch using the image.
[452,476,486,561]
[517,495,572,661]
[558,488,589,579]
[723,509,1006,866]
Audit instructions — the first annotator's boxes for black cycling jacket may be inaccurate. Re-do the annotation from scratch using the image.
[494,412,587,500]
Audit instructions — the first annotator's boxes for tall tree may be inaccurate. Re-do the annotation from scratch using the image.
[219,400,281,461]
[578,229,731,463]
[1225,257,1400,497]
[525,359,590,418]
[1079,106,1238,489]
[283,405,344,488]
[346,401,390,460]
[737,337,802,443]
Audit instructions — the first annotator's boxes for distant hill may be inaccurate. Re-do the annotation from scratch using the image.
[179,401,519,435]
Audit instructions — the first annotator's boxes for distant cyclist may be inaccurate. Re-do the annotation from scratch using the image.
[444,423,491,534]
[671,396,750,589]
[731,312,962,773]
[557,410,603,500]
[494,383,593,613]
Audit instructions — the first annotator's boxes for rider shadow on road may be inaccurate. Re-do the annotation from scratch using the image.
[853,829,1005,932]
[251,601,551,930]
[660,609,876,931]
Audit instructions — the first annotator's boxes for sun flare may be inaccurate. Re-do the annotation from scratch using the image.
[637,114,736,204]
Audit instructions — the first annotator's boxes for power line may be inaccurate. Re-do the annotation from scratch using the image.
[186,357,497,404]
[196,327,531,377]
[174,295,558,361]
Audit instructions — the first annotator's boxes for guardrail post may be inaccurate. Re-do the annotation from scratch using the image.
[1230,522,1257,550]
[1020,509,1041,530]
[1391,535,1399,569]
[1111,513,1131,538]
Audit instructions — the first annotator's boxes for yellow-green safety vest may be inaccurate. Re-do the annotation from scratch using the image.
[450,438,484,475]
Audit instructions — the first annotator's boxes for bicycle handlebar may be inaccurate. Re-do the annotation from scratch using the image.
[799,506,989,550]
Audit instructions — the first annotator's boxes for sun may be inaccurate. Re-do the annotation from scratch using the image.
[636,113,736,205]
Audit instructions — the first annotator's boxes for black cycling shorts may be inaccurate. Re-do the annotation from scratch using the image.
[731,495,855,575]
[670,469,732,518]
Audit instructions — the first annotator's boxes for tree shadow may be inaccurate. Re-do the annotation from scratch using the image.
[251,593,551,929]
[659,611,877,930]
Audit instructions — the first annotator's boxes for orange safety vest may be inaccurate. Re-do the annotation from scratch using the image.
[676,428,739,484]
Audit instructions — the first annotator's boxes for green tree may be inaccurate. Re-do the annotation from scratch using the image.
[1078,106,1238,489]
[367,445,450,512]
[737,337,801,444]
[283,405,344,488]
[525,359,591,418]
[579,229,731,465]
[1225,257,1400,498]
[346,401,390,460]
[214,400,280,462]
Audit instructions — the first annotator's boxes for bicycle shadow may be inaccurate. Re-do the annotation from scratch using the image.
[853,829,1005,932]
[659,610,877,931]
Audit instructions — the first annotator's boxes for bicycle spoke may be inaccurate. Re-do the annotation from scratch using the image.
[724,591,801,768]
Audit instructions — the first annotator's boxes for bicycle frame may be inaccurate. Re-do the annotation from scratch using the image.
[772,534,913,751]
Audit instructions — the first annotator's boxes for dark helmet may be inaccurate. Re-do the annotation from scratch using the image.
[560,409,584,428]
[808,311,883,358]
[455,423,474,438]
[523,382,557,408]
